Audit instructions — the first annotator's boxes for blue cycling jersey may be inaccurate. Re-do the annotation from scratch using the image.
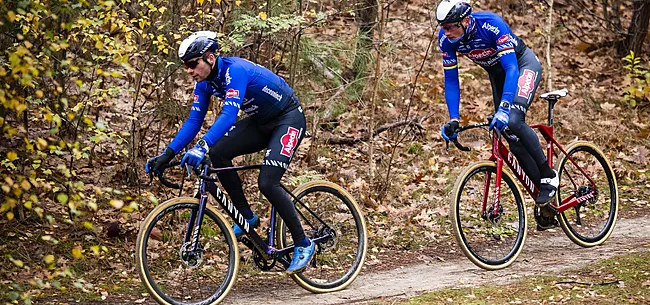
[439,12,527,119]
[168,57,295,153]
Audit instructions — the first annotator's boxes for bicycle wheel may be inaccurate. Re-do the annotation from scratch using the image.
[277,180,367,293]
[136,197,239,305]
[450,161,527,270]
[555,141,618,247]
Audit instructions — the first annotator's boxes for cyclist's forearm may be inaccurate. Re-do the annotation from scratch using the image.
[201,106,239,147]
[499,52,519,105]
[168,113,206,153]
[443,68,461,119]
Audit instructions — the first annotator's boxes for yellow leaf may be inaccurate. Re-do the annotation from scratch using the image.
[16,103,27,114]
[12,259,23,267]
[23,201,32,209]
[45,112,53,122]
[72,247,83,259]
[7,151,17,161]
[7,11,16,22]
[110,199,124,209]
[67,113,75,120]
[235,0,241,5]
[258,12,268,20]
[90,245,100,256]
[35,90,43,98]
[43,255,55,264]
[197,0,204,5]
[216,0,221,4]
[36,138,48,150]
[7,212,14,221]
[21,179,30,191]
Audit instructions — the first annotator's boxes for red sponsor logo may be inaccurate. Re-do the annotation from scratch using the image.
[225,89,239,98]
[194,95,199,102]
[280,127,299,157]
[441,52,449,57]
[467,48,496,60]
[497,34,510,44]
[517,69,536,99]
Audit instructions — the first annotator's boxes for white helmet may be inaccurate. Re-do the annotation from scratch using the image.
[436,0,472,24]
[178,31,219,62]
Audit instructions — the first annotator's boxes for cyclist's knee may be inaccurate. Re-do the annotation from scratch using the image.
[507,108,527,134]
[258,175,280,197]
[208,147,231,167]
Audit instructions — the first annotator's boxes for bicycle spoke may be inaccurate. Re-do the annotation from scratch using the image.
[137,201,238,305]
[452,163,526,270]
[557,143,618,246]
[279,182,367,292]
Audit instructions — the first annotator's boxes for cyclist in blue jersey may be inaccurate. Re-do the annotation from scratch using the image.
[436,0,559,229]
[145,31,314,272]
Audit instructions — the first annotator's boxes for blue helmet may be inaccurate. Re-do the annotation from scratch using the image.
[436,0,472,24]
[178,31,219,62]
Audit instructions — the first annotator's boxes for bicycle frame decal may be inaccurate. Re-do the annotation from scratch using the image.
[505,150,537,196]
[215,186,250,234]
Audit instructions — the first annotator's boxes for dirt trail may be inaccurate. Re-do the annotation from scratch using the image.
[220,216,650,305]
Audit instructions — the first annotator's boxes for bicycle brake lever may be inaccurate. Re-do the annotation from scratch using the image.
[185,164,192,178]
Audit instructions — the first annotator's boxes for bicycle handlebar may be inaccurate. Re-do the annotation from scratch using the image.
[150,161,182,189]
[446,120,521,152]
[149,156,218,189]
[446,122,489,152]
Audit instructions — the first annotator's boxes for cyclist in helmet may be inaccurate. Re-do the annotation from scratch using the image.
[145,31,314,273]
[436,0,559,229]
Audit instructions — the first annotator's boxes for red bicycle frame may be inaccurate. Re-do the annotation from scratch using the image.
[483,124,599,216]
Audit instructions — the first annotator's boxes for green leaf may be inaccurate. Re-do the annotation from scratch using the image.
[57,193,68,204]
[7,291,19,301]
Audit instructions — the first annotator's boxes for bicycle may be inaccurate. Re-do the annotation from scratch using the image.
[135,160,368,305]
[446,89,618,270]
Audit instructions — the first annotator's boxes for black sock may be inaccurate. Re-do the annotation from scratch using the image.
[539,162,555,179]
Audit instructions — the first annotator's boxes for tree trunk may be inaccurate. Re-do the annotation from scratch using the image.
[625,0,650,55]
[351,0,378,81]
[610,0,623,34]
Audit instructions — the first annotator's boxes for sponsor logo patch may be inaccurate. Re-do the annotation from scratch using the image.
[193,95,199,103]
[517,69,536,99]
[482,22,500,35]
[262,86,282,102]
[497,34,510,44]
[441,52,449,57]
[225,89,239,99]
[467,48,496,60]
[225,68,232,85]
[280,127,299,157]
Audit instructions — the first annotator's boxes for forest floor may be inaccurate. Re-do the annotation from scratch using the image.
[38,205,650,305]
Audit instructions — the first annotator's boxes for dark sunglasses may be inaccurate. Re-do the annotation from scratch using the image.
[442,22,462,31]
[183,58,202,69]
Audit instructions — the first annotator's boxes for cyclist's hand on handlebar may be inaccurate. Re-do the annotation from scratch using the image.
[180,139,209,168]
[145,147,175,175]
[489,101,510,132]
[441,119,460,141]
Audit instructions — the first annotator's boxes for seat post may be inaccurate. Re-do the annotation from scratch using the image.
[547,98,557,127]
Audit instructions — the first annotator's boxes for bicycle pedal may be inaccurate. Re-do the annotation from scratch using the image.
[540,205,559,217]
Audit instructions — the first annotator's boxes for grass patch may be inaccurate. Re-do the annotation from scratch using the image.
[381,250,650,305]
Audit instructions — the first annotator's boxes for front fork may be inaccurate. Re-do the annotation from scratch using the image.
[183,165,210,253]
[482,158,503,222]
